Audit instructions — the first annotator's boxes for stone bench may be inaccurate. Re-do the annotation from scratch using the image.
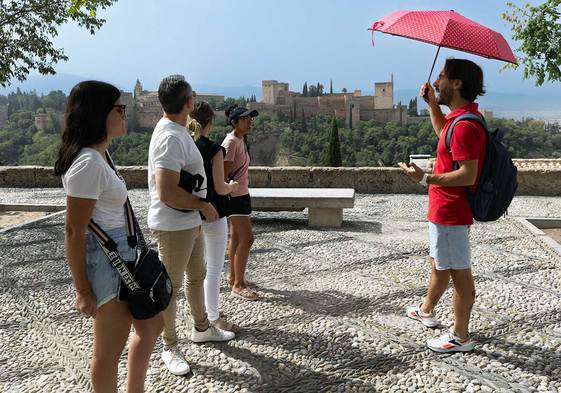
[249,188,355,227]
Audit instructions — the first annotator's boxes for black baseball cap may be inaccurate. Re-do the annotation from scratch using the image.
[228,106,259,123]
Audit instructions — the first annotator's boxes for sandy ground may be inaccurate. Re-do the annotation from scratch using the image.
[543,228,561,243]
[0,211,49,229]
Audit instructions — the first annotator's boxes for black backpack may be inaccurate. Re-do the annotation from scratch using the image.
[445,113,518,222]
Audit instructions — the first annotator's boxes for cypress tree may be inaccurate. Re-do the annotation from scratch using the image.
[330,79,333,94]
[302,82,308,96]
[301,108,307,132]
[323,117,342,167]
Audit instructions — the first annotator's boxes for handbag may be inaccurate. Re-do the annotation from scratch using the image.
[169,170,206,213]
[88,154,173,320]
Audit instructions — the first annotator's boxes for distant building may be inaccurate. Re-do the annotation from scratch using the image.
[129,79,225,129]
[34,108,64,132]
[249,74,422,127]
[262,80,290,105]
[34,108,49,131]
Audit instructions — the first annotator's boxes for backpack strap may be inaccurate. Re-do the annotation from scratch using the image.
[445,113,487,170]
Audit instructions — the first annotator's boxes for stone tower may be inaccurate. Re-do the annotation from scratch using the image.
[374,74,394,110]
[262,80,289,105]
[134,79,143,99]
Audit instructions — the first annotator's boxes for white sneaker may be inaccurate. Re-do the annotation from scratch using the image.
[161,346,190,376]
[406,303,440,328]
[427,331,475,353]
[191,325,235,343]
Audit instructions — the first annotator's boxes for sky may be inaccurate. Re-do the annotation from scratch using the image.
[10,1,561,99]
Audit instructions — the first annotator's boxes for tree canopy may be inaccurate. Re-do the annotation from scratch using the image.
[0,0,117,86]
[1,89,560,167]
[503,0,561,85]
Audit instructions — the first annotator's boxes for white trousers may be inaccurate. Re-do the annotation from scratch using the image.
[202,217,228,321]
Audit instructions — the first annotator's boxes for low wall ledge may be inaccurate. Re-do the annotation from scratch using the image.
[1,165,560,196]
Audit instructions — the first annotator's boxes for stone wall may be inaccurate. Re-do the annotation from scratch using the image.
[1,164,561,196]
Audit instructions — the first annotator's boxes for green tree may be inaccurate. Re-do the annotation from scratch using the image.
[224,97,236,108]
[330,79,333,94]
[302,82,308,96]
[18,131,59,165]
[41,90,67,110]
[308,84,317,97]
[502,0,561,85]
[323,117,342,167]
[300,109,307,133]
[408,97,418,116]
[0,0,117,86]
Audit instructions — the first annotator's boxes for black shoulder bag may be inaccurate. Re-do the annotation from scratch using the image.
[88,154,173,320]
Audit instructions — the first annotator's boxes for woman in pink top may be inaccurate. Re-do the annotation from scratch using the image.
[222,105,259,301]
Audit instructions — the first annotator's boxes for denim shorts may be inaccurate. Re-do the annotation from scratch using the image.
[86,226,136,307]
[429,222,471,270]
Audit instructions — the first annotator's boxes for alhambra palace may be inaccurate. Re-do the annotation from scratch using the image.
[28,76,497,134]
[118,76,454,130]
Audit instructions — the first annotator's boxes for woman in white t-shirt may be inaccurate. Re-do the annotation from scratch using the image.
[54,81,163,393]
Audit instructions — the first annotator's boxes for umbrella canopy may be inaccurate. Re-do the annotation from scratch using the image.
[369,10,517,80]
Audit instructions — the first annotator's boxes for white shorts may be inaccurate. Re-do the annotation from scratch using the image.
[429,222,471,270]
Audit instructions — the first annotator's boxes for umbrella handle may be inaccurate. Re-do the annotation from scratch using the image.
[423,45,441,102]
[427,45,441,82]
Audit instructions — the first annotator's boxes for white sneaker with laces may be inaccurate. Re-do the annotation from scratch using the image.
[161,346,190,376]
[406,303,440,328]
[427,331,475,353]
[191,325,235,343]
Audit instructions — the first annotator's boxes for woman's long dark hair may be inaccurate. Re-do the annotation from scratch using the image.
[54,81,121,175]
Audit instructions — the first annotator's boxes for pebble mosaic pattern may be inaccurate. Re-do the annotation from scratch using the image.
[1,190,561,392]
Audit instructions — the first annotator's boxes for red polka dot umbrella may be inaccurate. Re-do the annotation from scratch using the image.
[368,10,517,81]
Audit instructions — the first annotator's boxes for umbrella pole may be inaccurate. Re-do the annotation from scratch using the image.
[427,45,441,82]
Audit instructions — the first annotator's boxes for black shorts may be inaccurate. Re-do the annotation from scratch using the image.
[226,194,252,217]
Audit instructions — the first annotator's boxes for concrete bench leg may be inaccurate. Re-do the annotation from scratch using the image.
[308,208,343,227]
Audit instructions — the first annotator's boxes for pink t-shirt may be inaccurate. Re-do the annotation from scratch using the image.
[221,131,250,197]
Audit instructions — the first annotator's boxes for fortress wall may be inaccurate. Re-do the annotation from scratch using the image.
[2,164,561,196]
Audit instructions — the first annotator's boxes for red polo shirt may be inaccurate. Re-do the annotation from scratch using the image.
[427,103,486,226]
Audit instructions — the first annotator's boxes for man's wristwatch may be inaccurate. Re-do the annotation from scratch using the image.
[419,173,429,187]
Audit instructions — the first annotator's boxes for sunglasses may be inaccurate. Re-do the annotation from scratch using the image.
[113,104,127,118]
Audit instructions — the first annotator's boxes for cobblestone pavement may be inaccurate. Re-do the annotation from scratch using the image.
[1,190,561,392]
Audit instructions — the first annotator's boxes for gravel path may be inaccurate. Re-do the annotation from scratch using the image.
[1,189,561,392]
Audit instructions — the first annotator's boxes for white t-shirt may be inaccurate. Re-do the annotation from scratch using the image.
[147,117,207,231]
[62,148,127,229]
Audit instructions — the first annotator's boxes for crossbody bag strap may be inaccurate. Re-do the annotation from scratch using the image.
[88,219,142,292]
[125,197,149,252]
[104,151,140,249]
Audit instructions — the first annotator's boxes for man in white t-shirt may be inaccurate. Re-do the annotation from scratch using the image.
[148,75,234,376]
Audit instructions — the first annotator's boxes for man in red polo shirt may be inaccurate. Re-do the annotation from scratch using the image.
[399,58,487,353]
